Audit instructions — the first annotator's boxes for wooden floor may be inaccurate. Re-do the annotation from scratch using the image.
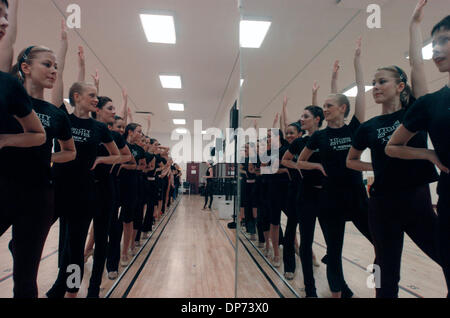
[0,194,447,298]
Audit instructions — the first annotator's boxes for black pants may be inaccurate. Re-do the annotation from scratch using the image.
[283,180,301,273]
[119,172,138,224]
[50,178,95,295]
[161,177,169,213]
[88,178,115,297]
[436,193,450,298]
[0,178,54,298]
[204,184,213,208]
[241,181,257,234]
[298,186,325,297]
[368,184,440,298]
[320,183,373,294]
[268,177,289,226]
[257,179,271,233]
[106,205,122,273]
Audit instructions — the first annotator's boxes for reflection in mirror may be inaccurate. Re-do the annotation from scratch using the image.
[238,0,449,298]
[0,0,241,299]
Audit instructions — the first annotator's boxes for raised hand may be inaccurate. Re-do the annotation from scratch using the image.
[61,19,68,41]
[283,96,289,107]
[312,81,320,94]
[355,36,362,58]
[78,46,85,67]
[332,60,340,77]
[122,88,128,101]
[412,0,427,24]
[91,69,99,87]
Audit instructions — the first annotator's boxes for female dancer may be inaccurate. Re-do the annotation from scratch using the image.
[298,40,373,298]
[120,123,145,264]
[47,81,120,298]
[386,12,450,298]
[239,143,258,240]
[85,96,132,297]
[279,119,302,278]
[105,115,136,278]
[261,117,290,268]
[289,104,326,297]
[0,1,49,298]
[203,161,214,210]
[347,1,442,298]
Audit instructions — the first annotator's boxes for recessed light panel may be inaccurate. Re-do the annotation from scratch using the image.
[173,119,186,125]
[160,75,182,89]
[240,20,271,48]
[140,14,176,44]
[168,103,185,111]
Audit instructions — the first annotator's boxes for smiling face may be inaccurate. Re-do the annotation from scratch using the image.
[432,29,450,73]
[113,118,125,135]
[75,85,98,112]
[0,2,8,41]
[372,70,405,105]
[131,125,143,144]
[96,101,116,124]
[300,109,319,131]
[285,125,300,144]
[22,51,58,89]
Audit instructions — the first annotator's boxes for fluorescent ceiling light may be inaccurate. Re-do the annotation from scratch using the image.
[343,85,373,97]
[240,79,244,87]
[160,75,182,89]
[175,128,187,134]
[168,103,185,111]
[406,42,433,60]
[173,119,186,125]
[140,14,176,44]
[240,20,271,48]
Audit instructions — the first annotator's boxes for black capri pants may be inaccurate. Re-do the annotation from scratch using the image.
[368,184,440,298]
[119,170,138,224]
[319,182,373,294]
[267,175,289,226]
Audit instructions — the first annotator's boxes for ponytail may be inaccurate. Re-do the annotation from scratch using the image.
[11,46,53,83]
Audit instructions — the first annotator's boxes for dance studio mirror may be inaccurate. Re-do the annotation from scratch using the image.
[0,0,241,298]
[237,0,449,298]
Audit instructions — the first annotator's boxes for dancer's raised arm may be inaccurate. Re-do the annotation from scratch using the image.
[331,60,339,94]
[354,37,366,122]
[312,81,320,105]
[51,19,68,107]
[409,0,428,98]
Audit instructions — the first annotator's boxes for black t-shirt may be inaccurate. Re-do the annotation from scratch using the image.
[129,143,146,177]
[353,107,438,194]
[403,85,450,195]
[30,98,72,184]
[0,71,35,180]
[54,105,113,182]
[289,136,323,187]
[307,116,363,186]
[243,157,257,180]
[261,144,289,181]
[94,130,126,181]
[145,152,156,178]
